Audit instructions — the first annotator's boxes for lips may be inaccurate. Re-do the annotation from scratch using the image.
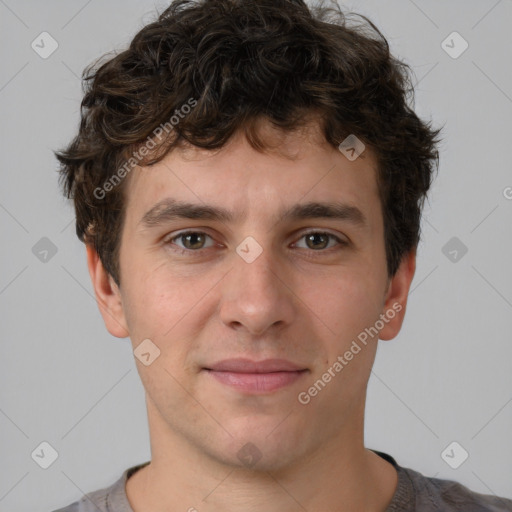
[205,358,306,373]
[203,358,308,393]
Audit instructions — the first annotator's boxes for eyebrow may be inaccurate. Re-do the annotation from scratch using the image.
[139,198,367,229]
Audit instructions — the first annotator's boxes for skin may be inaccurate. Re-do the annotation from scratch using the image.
[87,118,416,512]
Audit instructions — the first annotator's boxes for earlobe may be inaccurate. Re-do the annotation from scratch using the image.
[86,244,130,338]
[378,249,416,341]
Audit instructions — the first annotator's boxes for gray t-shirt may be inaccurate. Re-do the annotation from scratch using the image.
[52,451,512,511]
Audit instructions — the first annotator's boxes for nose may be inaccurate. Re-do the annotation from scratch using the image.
[218,240,296,337]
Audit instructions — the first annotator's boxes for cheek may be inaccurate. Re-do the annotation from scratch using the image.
[121,269,206,387]
[301,267,385,345]
[121,261,216,351]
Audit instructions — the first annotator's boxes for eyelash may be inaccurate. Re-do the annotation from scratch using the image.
[163,230,348,257]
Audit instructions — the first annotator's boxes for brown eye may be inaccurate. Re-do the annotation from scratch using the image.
[180,232,207,250]
[165,231,215,252]
[295,231,346,251]
[305,232,329,250]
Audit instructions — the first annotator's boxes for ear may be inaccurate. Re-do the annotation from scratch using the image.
[86,244,129,338]
[378,249,416,341]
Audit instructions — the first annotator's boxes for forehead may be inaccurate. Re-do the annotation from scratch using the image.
[122,121,381,230]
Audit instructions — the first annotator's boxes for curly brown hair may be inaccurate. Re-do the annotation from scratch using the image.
[54,0,441,287]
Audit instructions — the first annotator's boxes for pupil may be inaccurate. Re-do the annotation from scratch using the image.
[185,233,203,249]
[307,233,327,249]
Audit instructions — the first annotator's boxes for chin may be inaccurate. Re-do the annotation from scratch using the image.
[213,423,308,472]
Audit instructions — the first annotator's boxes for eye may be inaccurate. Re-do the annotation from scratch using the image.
[294,231,347,251]
[164,231,216,252]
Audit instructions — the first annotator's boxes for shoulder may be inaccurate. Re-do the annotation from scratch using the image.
[50,461,150,512]
[399,465,512,511]
[50,485,110,512]
[372,450,512,512]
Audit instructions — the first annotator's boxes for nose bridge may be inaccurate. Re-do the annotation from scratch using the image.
[219,236,295,335]
[236,239,279,292]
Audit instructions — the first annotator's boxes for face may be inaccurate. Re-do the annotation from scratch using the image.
[89,119,415,472]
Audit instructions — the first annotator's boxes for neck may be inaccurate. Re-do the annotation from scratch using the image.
[126,397,397,512]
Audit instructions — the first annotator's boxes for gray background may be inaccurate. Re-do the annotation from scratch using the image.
[1,1,511,510]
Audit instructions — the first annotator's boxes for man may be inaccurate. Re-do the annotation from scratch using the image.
[53,0,512,510]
